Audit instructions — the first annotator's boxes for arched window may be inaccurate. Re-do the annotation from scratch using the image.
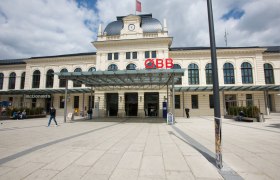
[32,70,41,88]
[126,63,136,70]
[205,63,212,84]
[88,67,96,72]
[0,73,4,90]
[73,68,82,87]
[223,63,235,84]
[172,64,181,69]
[46,69,54,88]
[8,72,16,89]
[108,64,118,71]
[59,68,68,88]
[264,63,274,84]
[241,62,253,84]
[188,63,199,85]
[172,64,182,84]
[20,72,25,89]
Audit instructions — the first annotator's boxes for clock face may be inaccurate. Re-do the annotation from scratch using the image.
[128,24,135,31]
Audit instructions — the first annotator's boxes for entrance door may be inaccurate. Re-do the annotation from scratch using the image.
[267,94,275,112]
[125,93,138,116]
[144,92,159,117]
[106,93,118,116]
[225,94,237,114]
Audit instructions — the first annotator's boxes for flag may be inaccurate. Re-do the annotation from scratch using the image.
[136,0,141,12]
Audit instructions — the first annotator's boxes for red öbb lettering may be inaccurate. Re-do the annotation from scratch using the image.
[145,58,174,69]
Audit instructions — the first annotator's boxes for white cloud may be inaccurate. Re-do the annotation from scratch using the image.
[0,0,279,59]
[0,0,97,59]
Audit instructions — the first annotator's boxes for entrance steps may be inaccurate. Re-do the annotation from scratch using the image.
[75,117,166,123]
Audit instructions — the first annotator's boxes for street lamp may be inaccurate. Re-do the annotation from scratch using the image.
[206,0,223,169]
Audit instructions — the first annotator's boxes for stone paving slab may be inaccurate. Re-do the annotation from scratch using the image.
[0,115,279,179]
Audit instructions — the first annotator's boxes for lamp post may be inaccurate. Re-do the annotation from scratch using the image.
[206,0,222,169]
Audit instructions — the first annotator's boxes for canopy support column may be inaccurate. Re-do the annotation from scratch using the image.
[90,86,93,119]
[264,90,268,115]
[182,91,185,117]
[167,85,169,112]
[172,75,175,116]
[64,79,68,123]
[82,93,85,117]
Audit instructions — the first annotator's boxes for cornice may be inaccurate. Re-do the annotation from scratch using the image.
[93,37,173,48]
[170,48,267,57]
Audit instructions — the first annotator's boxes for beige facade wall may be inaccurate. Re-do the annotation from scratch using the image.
[1,14,279,118]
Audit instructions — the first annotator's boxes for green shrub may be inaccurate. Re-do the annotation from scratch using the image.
[227,105,260,118]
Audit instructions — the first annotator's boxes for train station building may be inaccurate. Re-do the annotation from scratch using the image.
[0,14,280,118]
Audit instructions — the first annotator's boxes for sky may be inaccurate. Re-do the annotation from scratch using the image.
[0,0,279,59]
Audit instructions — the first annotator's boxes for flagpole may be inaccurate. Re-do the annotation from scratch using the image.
[135,0,136,15]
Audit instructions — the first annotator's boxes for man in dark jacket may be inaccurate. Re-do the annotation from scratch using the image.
[48,107,58,127]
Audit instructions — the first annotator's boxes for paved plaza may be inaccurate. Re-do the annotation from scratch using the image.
[0,115,279,180]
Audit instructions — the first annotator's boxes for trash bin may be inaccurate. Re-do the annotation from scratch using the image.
[185,108,190,118]
[258,113,264,122]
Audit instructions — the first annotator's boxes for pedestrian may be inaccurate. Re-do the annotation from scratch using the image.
[185,108,190,118]
[87,108,93,119]
[48,107,58,127]
[22,109,26,119]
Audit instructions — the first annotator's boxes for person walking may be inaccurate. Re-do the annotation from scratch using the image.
[48,107,58,127]
[185,108,190,118]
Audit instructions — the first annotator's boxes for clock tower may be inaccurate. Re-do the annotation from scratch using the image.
[120,15,143,37]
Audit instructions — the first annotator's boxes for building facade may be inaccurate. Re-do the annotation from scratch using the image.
[0,14,280,118]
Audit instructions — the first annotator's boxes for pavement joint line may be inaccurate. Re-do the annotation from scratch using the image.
[171,125,244,180]
[200,116,280,134]
[0,122,120,165]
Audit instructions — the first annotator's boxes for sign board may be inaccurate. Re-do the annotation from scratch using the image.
[67,113,74,121]
[167,112,174,125]
[145,58,174,69]
[25,94,51,99]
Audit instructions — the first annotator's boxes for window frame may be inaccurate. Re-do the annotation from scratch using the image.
[175,95,181,109]
[223,63,235,84]
[188,63,199,85]
[205,63,213,85]
[32,70,41,88]
[241,62,253,84]
[108,64,118,71]
[0,73,3,90]
[20,72,25,89]
[73,68,82,87]
[191,95,199,109]
[264,63,275,84]
[45,69,54,88]
[8,72,16,90]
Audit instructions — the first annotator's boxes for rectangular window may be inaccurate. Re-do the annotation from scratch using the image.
[191,95,198,109]
[152,51,156,58]
[114,53,119,60]
[74,96,79,108]
[175,95,181,109]
[32,98,36,108]
[209,95,214,108]
[145,51,150,58]
[132,52,137,59]
[246,94,253,106]
[126,52,130,59]
[108,53,112,60]
[60,96,64,108]
[88,96,95,109]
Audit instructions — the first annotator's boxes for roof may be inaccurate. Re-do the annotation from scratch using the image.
[174,85,280,92]
[170,46,280,53]
[104,14,163,36]
[0,59,26,66]
[57,69,185,88]
[30,52,96,59]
